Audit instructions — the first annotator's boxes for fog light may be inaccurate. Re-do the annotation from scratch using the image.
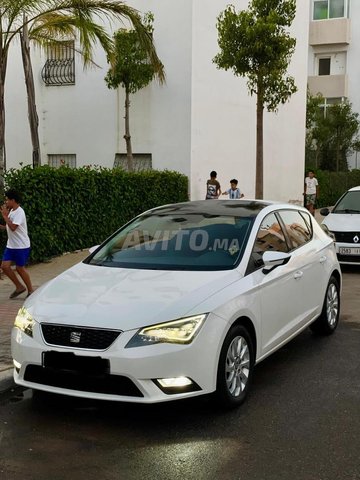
[154,376,201,395]
[158,377,192,388]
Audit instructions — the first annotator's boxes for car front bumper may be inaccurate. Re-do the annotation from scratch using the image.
[335,242,360,265]
[11,313,227,403]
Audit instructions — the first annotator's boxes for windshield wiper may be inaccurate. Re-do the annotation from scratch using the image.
[334,209,360,214]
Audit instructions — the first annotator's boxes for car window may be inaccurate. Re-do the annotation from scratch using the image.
[332,190,360,213]
[278,210,312,249]
[87,213,254,271]
[247,213,289,273]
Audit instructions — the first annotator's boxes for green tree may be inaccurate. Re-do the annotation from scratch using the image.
[306,94,360,172]
[105,12,163,171]
[305,89,324,169]
[0,0,165,192]
[213,0,297,199]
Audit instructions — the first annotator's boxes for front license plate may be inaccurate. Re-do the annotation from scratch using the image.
[43,351,110,375]
[339,247,360,255]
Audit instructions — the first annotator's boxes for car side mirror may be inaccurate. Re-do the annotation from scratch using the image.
[262,251,290,274]
[320,208,330,216]
[89,245,100,254]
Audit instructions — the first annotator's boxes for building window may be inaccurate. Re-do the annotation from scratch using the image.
[48,154,77,168]
[313,0,348,20]
[318,57,331,75]
[315,52,346,76]
[319,97,343,118]
[114,153,152,171]
[41,41,75,86]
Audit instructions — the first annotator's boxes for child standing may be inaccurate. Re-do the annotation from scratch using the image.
[222,179,244,199]
[205,171,221,199]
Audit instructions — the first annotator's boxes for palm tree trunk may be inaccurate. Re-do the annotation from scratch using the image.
[124,88,134,171]
[0,44,8,192]
[20,20,41,168]
[256,83,264,199]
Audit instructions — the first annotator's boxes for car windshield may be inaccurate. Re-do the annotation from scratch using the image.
[87,212,254,271]
[333,191,360,214]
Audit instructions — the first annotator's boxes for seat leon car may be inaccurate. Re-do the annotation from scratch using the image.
[321,186,360,265]
[12,200,341,408]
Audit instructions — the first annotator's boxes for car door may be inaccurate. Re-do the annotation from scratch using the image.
[277,209,328,322]
[246,211,305,357]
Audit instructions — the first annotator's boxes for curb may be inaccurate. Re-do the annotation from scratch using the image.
[0,368,15,394]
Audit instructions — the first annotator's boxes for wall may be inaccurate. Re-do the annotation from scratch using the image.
[5,0,309,203]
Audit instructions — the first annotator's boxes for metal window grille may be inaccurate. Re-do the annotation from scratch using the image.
[48,154,76,168]
[114,154,152,171]
[41,41,75,86]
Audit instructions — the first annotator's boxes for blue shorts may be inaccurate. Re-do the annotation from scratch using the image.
[2,247,31,267]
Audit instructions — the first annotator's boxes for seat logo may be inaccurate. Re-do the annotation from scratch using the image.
[354,235,359,244]
[70,331,81,343]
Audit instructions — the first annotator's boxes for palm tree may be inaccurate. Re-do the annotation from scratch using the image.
[0,0,165,191]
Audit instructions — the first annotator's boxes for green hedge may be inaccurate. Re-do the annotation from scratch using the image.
[314,169,360,208]
[1,166,188,262]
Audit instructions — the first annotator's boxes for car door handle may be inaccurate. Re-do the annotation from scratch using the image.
[319,255,327,264]
[294,271,303,279]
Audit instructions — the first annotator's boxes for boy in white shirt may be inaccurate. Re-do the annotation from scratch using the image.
[0,189,34,298]
[222,179,244,199]
[304,170,319,216]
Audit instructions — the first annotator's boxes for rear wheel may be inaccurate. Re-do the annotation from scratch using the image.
[310,275,340,335]
[215,324,254,408]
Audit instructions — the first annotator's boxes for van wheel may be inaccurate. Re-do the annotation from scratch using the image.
[215,324,254,408]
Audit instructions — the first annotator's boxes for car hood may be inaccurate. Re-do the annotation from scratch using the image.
[27,262,241,331]
[322,213,360,231]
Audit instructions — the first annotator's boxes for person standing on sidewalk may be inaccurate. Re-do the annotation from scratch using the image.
[304,170,319,216]
[0,189,34,298]
[205,171,221,199]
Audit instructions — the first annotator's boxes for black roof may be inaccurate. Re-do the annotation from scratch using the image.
[148,200,271,218]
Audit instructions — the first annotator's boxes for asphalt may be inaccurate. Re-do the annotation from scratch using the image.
[0,207,337,393]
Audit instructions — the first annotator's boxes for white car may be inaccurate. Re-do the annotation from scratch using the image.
[12,200,341,408]
[321,186,360,265]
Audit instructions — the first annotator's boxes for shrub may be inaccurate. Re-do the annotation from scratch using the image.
[1,166,188,262]
[313,169,360,207]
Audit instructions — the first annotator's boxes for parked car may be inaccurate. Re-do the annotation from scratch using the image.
[321,186,360,265]
[12,200,341,408]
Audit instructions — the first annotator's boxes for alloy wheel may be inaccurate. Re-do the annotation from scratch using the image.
[225,335,250,397]
[326,283,339,327]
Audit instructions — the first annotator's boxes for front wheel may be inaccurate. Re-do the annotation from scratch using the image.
[310,275,340,335]
[215,324,255,408]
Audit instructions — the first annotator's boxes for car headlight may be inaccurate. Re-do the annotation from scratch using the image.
[14,307,35,337]
[125,314,207,348]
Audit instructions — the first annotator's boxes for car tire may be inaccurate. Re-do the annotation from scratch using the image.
[215,324,255,408]
[310,275,340,335]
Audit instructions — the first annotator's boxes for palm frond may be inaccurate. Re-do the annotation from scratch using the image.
[1,0,165,81]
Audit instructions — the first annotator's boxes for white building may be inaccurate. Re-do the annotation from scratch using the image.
[6,0,310,202]
[308,0,360,168]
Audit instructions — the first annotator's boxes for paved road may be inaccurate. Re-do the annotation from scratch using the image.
[0,267,359,480]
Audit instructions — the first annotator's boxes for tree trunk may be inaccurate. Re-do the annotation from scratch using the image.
[0,44,8,193]
[124,88,134,171]
[255,84,264,199]
[20,20,41,168]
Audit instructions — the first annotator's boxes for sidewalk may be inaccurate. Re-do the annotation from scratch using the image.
[0,249,89,392]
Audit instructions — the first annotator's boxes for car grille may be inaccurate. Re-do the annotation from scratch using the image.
[41,324,121,350]
[333,231,360,244]
[24,364,143,397]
